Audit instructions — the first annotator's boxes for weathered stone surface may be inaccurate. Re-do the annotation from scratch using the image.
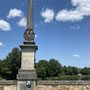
[20,46,36,70]
[17,81,26,90]
[0,80,90,90]
[3,85,16,90]
[24,0,34,42]
[17,70,37,80]
[0,87,3,90]
[0,80,16,85]
[0,85,16,90]
[37,80,90,85]
[1,85,90,90]
[36,85,90,90]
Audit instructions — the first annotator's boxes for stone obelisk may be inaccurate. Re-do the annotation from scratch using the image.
[17,0,38,89]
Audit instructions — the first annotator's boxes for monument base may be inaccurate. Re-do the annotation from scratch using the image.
[17,69,37,90]
[17,80,36,90]
[17,69,37,80]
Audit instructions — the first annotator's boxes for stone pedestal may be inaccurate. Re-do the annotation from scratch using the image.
[17,80,36,90]
[17,41,38,90]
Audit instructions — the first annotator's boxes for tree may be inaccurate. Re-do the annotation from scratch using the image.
[0,60,2,76]
[0,48,21,80]
[36,60,49,79]
[1,47,90,80]
[80,67,90,75]
[0,60,11,79]
[61,66,67,75]
[48,59,62,77]
[63,66,78,75]
[71,67,78,75]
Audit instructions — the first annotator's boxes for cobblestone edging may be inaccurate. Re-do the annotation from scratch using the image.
[0,80,17,85]
[37,80,90,85]
[0,80,90,85]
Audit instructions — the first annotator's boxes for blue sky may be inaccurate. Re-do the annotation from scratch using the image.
[0,0,90,68]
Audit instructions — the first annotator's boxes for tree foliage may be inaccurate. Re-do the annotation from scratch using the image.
[62,66,78,75]
[48,59,62,77]
[80,67,90,75]
[0,48,21,80]
[0,47,90,80]
[36,60,49,79]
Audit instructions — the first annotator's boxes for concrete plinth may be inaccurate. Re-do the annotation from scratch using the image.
[17,41,38,90]
[17,80,36,90]
[20,44,38,70]
[17,70,37,80]
[17,81,26,90]
[17,0,38,89]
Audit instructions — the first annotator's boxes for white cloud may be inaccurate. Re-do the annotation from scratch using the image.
[0,42,3,46]
[18,17,27,27]
[0,19,11,31]
[73,54,80,57]
[7,8,23,19]
[41,8,55,23]
[56,0,90,22]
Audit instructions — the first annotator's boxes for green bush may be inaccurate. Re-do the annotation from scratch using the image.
[38,75,90,80]
[81,75,90,80]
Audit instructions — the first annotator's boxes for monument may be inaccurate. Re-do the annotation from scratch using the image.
[17,0,38,90]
